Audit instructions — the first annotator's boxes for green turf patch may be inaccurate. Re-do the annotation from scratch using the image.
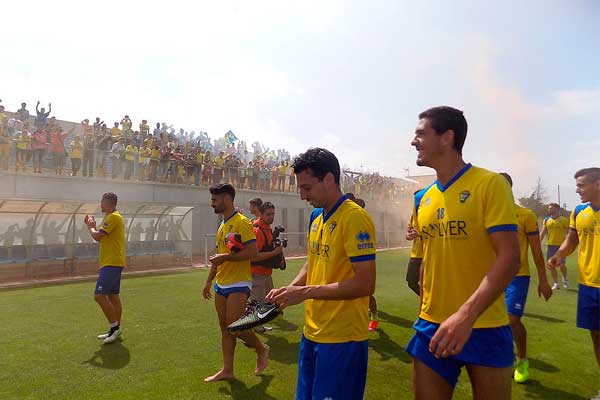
[0,250,597,399]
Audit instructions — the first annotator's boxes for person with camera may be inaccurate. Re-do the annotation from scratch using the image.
[250,202,285,333]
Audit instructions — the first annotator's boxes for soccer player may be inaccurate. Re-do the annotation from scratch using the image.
[407,106,520,400]
[202,183,269,382]
[85,192,126,345]
[540,203,570,289]
[548,167,600,367]
[266,148,376,400]
[500,173,553,383]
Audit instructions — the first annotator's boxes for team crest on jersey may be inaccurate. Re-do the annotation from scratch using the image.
[228,225,233,231]
[329,222,337,233]
[459,190,470,203]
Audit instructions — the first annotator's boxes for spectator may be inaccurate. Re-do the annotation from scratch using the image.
[34,101,51,130]
[278,160,287,191]
[194,148,204,186]
[148,143,160,181]
[239,160,247,189]
[111,137,125,179]
[16,103,30,123]
[95,124,111,177]
[288,162,296,192]
[50,126,71,175]
[246,161,255,190]
[159,145,172,182]
[139,119,150,139]
[31,128,47,173]
[260,163,270,191]
[213,151,225,184]
[201,152,212,186]
[270,164,278,191]
[124,140,137,180]
[82,128,96,178]
[70,136,83,176]
[120,115,132,138]
[81,119,92,137]
[138,141,151,181]
[92,117,104,135]
[110,122,122,141]
[15,126,31,172]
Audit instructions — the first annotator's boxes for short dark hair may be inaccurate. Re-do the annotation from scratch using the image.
[418,106,468,154]
[260,201,275,213]
[292,148,340,184]
[574,167,600,182]
[500,172,513,187]
[209,183,236,200]
[102,192,118,205]
[249,198,263,208]
[549,203,560,208]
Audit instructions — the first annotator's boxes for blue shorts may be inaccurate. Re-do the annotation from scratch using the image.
[213,283,251,298]
[577,284,600,331]
[296,335,368,400]
[94,266,123,295]
[547,245,566,264]
[505,276,531,316]
[406,318,514,388]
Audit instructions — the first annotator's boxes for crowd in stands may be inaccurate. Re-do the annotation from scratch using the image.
[0,99,411,199]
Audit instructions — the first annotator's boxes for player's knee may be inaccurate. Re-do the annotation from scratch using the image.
[94,294,104,303]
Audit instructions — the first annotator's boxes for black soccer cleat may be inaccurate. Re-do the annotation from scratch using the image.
[228,300,281,332]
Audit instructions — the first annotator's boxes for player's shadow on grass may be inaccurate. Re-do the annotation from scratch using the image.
[218,374,277,400]
[82,339,130,370]
[528,357,560,373]
[523,313,566,323]
[259,333,300,365]
[377,310,415,329]
[368,329,412,363]
[523,379,587,400]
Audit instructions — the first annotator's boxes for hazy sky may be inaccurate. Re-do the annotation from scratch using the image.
[2,0,598,208]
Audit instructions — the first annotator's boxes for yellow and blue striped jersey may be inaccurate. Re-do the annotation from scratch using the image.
[305,196,376,343]
[543,216,569,246]
[215,212,256,286]
[413,164,518,328]
[515,205,540,277]
[570,203,600,287]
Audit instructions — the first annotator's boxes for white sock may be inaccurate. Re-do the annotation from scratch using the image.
[110,321,119,328]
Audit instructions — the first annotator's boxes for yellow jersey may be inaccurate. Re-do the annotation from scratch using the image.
[413,164,517,328]
[139,147,150,163]
[71,141,83,159]
[98,211,126,268]
[514,205,540,276]
[214,156,225,168]
[215,212,256,286]
[543,216,569,246]
[17,134,31,150]
[125,145,138,161]
[110,127,122,140]
[305,196,377,343]
[570,203,600,287]
[150,148,160,161]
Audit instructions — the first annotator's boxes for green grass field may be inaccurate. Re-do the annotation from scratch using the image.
[1,249,598,399]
